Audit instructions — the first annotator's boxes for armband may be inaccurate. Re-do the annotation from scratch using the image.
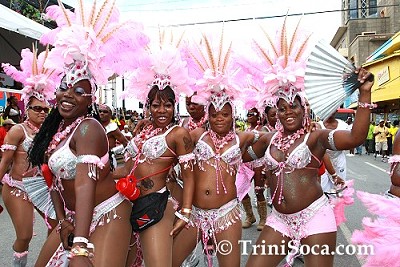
[76,155,105,180]
[178,153,195,170]
[328,130,338,151]
[247,146,259,160]
[69,246,90,258]
[0,144,17,152]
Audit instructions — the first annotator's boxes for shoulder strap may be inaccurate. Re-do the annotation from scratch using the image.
[18,124,29,137]
[164,125,178,136]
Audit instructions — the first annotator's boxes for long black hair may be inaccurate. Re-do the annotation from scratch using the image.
[28,104,101,167]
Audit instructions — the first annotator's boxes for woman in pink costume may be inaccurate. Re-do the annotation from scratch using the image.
[351,131,400,266]
[117,43,196,267]
[27,1,149,266]
[240,20,374,267]
[0,46,58,266]
[172,31,259,267]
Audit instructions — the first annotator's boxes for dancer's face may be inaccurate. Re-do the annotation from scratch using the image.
[186,96,205,120]
[56,79,91,121]
[209,103,233,135]
[246,108,259,124]
[277,98,304,133]
[150,95,174,128]
[266,107,277,127]
[27,98,49,125]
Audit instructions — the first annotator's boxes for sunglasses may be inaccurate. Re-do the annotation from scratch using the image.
[29,106,50,113]
[247,112,258,117]
[98,110,109,114]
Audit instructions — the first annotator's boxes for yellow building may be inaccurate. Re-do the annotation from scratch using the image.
[363,51,400,112]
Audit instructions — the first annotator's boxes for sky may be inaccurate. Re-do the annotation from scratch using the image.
[62,0,342,43]
[60,0,343,113]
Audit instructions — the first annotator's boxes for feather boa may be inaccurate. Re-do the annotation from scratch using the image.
[351,191,400,267]
[328,179,355,226]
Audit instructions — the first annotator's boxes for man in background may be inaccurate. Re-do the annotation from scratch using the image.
[374,119,389,161]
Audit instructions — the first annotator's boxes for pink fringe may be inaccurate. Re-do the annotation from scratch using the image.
[235,164,255,201]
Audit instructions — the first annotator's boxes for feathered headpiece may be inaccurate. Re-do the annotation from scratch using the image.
[184,27,249,114]
[41,0,149,101]
[123,28,194,105]
[251,18,312,106]
[2,45,60,107]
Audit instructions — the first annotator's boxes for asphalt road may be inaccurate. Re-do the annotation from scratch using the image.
[0,150,392,266]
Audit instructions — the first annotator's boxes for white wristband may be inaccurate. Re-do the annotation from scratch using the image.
[174,211,189,223]
[73,236,89,245]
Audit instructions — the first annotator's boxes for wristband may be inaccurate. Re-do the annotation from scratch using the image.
[174,211,190,223]
[69,246,90,258]
[358,101,377,109]
[73,236,89,245]
[181,208,192,214]
[331,173,338,178]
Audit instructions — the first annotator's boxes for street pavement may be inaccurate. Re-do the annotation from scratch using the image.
[0,150,391,266]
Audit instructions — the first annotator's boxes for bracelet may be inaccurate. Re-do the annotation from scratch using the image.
[174,211,190,223]
[56,219,66,232]
[69,246,90,258]
[331,173,338,178]
[73,236,89,245]
[247,145,259,160]
[358,101,377,109]
[180,208,192,214]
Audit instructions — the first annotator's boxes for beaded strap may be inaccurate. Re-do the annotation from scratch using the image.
[328,130,338,151]
[0,144,17,152]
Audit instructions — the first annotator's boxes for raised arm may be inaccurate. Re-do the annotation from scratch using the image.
[319,68,374,151]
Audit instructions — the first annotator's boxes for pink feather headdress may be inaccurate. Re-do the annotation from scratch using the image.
[123,41,195,105]
[40,0,149,101]
[2,45,61,107]
[184,28,251,114]
[248,18,312,106]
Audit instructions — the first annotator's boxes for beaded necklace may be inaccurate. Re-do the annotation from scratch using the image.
[134,124,164,150]
[187,115,207,131]
[47,116,84,155]
[25,120,40,134]
[207,129,236,194]
[272,128,305,153]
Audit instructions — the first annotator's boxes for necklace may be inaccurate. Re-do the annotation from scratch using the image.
[208,129,235,152]
[134,124,171,150]
[207,129,236,195]
[47,116,84,155]
[272,128,305,153]
[25,120,40,134]
[187,115,207,131]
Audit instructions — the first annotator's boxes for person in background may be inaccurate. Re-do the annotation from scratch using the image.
[99,104,128,149]
[0,119,16,155]
[374,119,389,161]
[122,125,133,140]
[346,117,355,155]
[390,120,399,146]
[364,121,375,155]
[119,115,126,131]
[1,46,59,266]
[386,120,393,155]
[3,95,22,124]
[242,107,268,231]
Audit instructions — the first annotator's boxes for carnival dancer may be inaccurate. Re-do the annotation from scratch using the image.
[351,129,400,266]
[172,30,259,267]
[239,19,374,267]
[117,42,196,267]
[0,46,59,267]
[241,107,268,231]
[27,1,149,266]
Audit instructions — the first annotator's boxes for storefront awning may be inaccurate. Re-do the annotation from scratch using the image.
[372,80,400,103]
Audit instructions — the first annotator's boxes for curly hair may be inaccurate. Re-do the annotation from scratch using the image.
[28,104,102,167]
